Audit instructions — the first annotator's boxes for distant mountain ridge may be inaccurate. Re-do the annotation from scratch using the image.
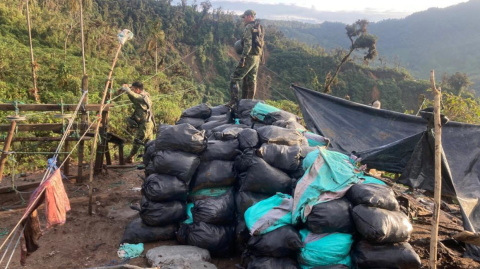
[265,0,480,92]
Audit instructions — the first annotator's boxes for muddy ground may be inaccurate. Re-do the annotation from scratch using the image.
[0,164,479,269]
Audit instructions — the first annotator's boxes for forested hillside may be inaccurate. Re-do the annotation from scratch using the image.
[0,0,478,133]
[267,0,480,92]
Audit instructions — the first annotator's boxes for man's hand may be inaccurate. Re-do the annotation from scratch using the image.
[239,57,245,68]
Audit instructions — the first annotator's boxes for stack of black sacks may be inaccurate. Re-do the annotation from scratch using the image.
[177,104,239,256]
[120,99,422,269]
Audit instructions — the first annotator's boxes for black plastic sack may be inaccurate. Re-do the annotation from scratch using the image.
[142,173,188,202]
[181,103,211,119]
[201,140,240,161]
[272,120,306,131]
[257,144,302,172]
[200,120,230,131]
[247,225,302,258]
[305,198,355,234]
[121,218,176,244]
[139,197,186,226]
[145,162,155,177]
[211,104,231,116]
[214,126,248,141]
[236,218,250,253]
[252,122,267,130]
[311,265,349,269]
[238,129,260,150]
[257,126,306,146]
[353,240,421,269]
[290,167,306,180]
[237,99,264,115]
[240,117,254,127]
[242,252,300,269]
[207,114,230,122]
[176,117,205,128]
[238,157,292,195]
[187,222,235,256]
[346,183,399,211]
[145,140,155,151]
[352,205,412,243]
[156,124,173,135]
[176,223,189,245]
[234,148,256,172]
[263,110,300,125]
[192,189,235,225]
[153,150,200,183]
[300,146,318,158]
[235,191,271,216]
[191,160,236,191]
[155,123,207,154]
[143,141,156,166]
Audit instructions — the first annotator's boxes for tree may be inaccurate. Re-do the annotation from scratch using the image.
[445,72,472,96]
[324,19,377,94]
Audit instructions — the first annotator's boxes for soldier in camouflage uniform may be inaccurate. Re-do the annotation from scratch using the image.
[119,82,154,163]
[228,9,264,105]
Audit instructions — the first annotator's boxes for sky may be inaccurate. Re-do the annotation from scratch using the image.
[172,0,470,23]
[215,0,469,13]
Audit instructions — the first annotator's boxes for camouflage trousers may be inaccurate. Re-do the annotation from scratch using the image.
[128,120,154,158]
[230,55,260,101]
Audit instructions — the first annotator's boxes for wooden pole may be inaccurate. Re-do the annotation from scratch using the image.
[88,43,123,215]
[25,0,39,103]
[429,70,443,269]
[78,75,88,183]
[78,0,88,183]
[0,121,17,183]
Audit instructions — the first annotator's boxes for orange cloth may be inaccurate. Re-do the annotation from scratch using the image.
[43,169,71,228]
[21,169,71,264]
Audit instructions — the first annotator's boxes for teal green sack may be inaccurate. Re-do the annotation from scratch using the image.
[293,148,361,224]
[251,103,280,121]
[190,187,231,200]
[244,193,293,235]
[298,230,353,269]
[183,203,194,224]
[361,175,386,185]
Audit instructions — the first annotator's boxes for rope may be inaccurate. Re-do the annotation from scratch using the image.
[269,86,295,102]
[3,226,25,269]
[1,151,70,155]
[142,47,200,83]
[0,227,19,266]
[262,65,291,85]
[0,90,88,256]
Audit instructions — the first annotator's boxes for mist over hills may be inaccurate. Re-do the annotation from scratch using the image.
[173,0,411,23]
[263,0,480,91]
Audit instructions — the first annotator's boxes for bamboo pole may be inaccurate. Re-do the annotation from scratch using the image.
[25,0,39,103]
[87,43,123,215]
[0,121,17,183]
[429,70,443,269]
[77,0,88,183]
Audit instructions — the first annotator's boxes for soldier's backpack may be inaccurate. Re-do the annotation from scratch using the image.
[252,20,265,54]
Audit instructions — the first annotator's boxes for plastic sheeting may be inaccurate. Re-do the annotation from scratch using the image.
[293,85,480,260]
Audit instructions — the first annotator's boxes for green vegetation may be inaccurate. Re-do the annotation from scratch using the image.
[266,0,480,94]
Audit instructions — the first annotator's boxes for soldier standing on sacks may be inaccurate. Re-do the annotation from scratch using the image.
[228,9,264,106]
[119,82,155,163]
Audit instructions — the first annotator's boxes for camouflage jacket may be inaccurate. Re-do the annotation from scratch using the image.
[121,86,153,123]
[241,20,263,58]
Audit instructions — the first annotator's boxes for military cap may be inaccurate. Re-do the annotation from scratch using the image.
[241,10,256,18]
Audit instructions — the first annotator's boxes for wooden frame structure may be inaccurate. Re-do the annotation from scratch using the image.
[0,103,125,184]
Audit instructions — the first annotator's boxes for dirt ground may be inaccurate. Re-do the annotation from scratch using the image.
[0,164,479,269]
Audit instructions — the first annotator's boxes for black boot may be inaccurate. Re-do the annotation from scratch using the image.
[227,81,239,107]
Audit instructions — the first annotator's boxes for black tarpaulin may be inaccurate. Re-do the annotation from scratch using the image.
[293,84,480,260]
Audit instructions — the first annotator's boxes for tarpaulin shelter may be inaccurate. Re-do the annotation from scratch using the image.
[293,84,480,260]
